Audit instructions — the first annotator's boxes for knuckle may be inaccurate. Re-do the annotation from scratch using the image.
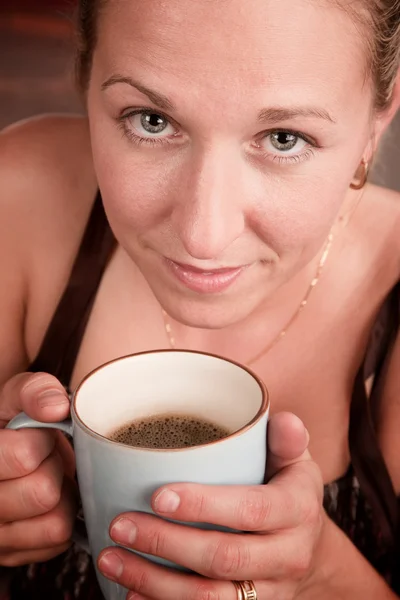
[29,470,61,512]
[11,436,44,475]
[283,485,298,510]
[184,488,209,521]
[294,462,324,501]
[276,485,299,522]
[236,488,272,531]
[189,582,221,600]
[47,512,73,546]
[289,545,313,579]
[129,567,150,594]
[300,494,322,527]
[146,528,167,556]
[205,540,250,579]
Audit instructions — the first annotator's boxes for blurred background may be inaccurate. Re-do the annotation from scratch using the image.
[0,0,399,189]
[0,0,81,127]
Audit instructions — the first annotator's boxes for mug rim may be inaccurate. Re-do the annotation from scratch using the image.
[71,349,269,452]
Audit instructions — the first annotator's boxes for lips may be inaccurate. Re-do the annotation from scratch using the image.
[164,258,248,294]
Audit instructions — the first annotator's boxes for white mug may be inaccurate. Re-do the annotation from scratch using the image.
[8,350,269,600]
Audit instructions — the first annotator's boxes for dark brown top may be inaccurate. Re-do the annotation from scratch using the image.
[6,191,400,599]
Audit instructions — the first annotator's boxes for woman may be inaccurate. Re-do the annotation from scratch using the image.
[0,0,399,598]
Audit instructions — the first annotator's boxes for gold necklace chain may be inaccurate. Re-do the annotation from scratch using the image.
[161,231,334,365]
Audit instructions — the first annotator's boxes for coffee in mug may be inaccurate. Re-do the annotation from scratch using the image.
[108,412,231,449]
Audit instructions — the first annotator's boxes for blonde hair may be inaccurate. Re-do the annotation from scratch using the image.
[350,0,400,109]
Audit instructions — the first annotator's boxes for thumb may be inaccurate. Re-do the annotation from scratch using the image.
[0,372,70,427]
[265,411,311,480]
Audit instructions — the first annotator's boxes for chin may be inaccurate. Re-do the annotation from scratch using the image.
[156,290,263,329]
[135,250,276,328]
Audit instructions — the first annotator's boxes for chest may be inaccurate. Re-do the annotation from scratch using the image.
[66,251,386,485]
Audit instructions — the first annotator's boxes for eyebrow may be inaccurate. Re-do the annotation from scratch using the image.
[101,74,336,124]
[257,107,336,124]
[101,75,174,110]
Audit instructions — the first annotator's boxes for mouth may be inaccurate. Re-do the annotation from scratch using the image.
[163,258,250,294]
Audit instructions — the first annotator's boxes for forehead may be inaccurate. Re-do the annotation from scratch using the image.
[95,0,369,112]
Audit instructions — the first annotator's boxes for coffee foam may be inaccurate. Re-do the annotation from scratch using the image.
[109,413,230,449]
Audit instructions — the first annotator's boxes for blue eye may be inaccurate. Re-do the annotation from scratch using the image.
[263,131,307,155]
[125,111,176,138]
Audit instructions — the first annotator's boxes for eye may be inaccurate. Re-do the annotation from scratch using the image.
[125,111,177,138]
[262,131,308,155]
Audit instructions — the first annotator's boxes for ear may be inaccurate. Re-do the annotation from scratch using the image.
[371,70,400,153]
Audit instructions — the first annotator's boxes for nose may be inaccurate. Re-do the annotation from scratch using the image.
[172,146,245,260]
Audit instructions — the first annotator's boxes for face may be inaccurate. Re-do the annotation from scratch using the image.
[88,0,376,328]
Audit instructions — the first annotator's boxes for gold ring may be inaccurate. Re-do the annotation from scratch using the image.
[233,580,257,600]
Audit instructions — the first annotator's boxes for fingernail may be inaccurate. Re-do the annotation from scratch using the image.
[127,593,145,600]
[153,489,180,513]
[38,390,69,408]
[110,518,137,546]
[98,551,124,579]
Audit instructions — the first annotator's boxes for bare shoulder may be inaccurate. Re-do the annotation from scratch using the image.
[0,114,98,371]
[0,113,97,278]
[0,113,96,232]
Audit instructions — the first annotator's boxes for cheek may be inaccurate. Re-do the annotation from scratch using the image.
[249,162,350,258]
[90,130,182,235]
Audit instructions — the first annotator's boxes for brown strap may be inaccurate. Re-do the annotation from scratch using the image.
[349,281,399,549]
[28,192,115,388]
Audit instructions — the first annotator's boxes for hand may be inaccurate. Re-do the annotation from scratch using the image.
[98,412,324,600]
[0,372,78,566]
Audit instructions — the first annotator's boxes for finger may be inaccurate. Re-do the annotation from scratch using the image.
[0,372,70,426]
[0,450,64,523]
[98,546,280,600]
[0,542,71,568]
[109,512,305,581]
[150,481,306,532]
[0,428,56,481]
[0,480,77,553]
[265,412,311,480]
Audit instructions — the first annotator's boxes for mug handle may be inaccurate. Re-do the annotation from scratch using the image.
[7,412,73,436]
[6,412,91,554]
